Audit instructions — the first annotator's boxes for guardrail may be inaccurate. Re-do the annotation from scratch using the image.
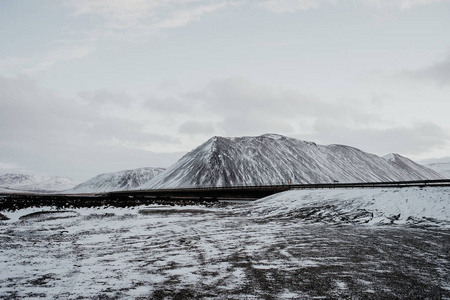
[110,179,450,195]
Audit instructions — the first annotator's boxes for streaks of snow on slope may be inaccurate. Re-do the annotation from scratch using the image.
[248,187,450,227]
[142,134,443,189]
[383,153,444,180]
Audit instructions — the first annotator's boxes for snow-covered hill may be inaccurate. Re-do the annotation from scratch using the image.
[18,176,81,192]
[425,162,450,178]
[0,174,50,188]
[66,167,165,194]
[142,134,443,189]
[0,174,80,192]
[249,187,450,227]
[383,153,444,180]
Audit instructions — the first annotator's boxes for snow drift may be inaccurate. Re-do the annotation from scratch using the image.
[142,134,443,189]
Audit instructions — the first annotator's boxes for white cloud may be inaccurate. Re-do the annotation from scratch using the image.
[306,121,450,156]
[366,0,445,10]
[256,0,319,13]
[0,76,181,179]
[155,2,227,29]
[26,44,95,74]
[65,0,229,38]
[0,56,31,74]
[0,162,23,170]
[179,120,216,135]
[402,51,450,86]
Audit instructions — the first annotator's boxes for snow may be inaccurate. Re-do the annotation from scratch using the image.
[142,134,443,189]
[383,153,443,180]
[1,187,449,298]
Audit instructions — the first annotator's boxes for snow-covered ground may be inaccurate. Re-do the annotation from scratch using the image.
[1,187,449,299]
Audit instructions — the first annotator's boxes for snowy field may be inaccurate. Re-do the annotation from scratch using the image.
[1,187,449,299]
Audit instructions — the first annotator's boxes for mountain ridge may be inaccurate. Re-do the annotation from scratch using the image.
[0,173,80,192]
[141,134,443,189]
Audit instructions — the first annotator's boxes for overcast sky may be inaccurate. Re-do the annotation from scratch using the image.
[1,0,449,180]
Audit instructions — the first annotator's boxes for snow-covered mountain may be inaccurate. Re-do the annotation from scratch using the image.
[383,153,444,180]
[0,174,80,192]
[0,174,50,188]
[65,167,165,194]
[425,162,450,178]
[18,176,81,192]
[141,134,444,189]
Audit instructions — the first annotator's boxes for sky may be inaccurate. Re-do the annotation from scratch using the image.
[0,0,449,180]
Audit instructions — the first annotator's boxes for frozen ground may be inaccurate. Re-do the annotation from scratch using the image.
[1,187,449,299]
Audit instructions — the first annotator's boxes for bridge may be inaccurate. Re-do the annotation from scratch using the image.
[1,179,449,211]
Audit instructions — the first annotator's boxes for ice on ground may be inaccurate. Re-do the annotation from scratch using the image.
[0,187,449,299]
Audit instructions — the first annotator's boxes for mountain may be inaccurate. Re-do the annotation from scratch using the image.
[383,153,444,180]
[425,162,450,178]
[0,173,79,192]
[18,176,81,192]
[0,173,50,188]
[141,134,444,189]
[65,167,165,194]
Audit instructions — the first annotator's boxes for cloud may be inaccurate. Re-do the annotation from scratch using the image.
[3,0,445,75]
[256,0,319,13]
[26,44,95,74]
[255,0,443,13]
[0,162,23,170]
[365,0,444,10]
[185,78,380,136]
[78,89,134,106]
[306,121,450,156]
[154,2,227,29]
[179,121,216,135]
[0,76,182,179]
[0,43,95,75]
[403,52,450,86]
[65,0,229,39]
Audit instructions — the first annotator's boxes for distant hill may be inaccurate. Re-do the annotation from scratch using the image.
[425,162,450,178]
[141,134,444,189]
[0,173,80,193]
[65,167,165,194]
